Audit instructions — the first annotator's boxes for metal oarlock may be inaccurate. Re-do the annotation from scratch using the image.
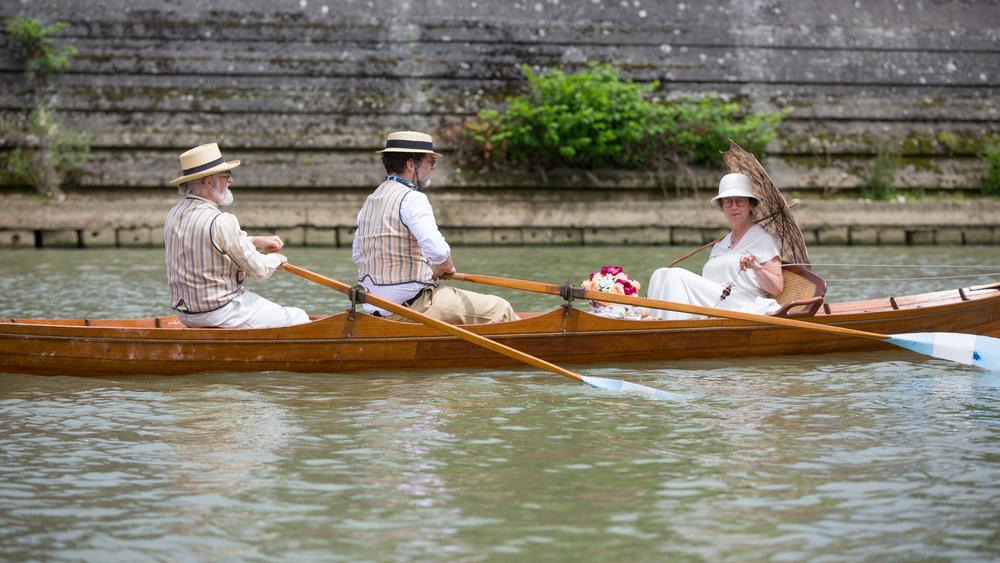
[560,283,586,315]
[347,284,367,314]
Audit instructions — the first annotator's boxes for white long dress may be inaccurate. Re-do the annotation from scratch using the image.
[646,225,782,320]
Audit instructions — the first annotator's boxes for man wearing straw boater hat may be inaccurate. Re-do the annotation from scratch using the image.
[164,143,309,328]
[352,131,518,324]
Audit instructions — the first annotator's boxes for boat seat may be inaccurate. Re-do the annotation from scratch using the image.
[770,264,827,317]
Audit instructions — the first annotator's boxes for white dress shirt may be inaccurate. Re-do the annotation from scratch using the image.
[352,187,451,315]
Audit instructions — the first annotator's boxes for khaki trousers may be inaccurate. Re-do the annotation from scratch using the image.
[386,286,519,325]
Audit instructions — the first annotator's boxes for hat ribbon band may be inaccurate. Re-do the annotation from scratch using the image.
[182,157,226,176]
[384,139,434,151]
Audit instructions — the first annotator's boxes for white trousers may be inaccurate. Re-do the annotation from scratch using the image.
[646,267,779,321]
[178,291,310,328]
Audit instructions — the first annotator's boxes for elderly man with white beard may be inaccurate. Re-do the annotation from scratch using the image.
[164,143,308,328]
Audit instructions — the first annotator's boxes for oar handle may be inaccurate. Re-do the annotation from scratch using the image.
[449,272,891,342]
[281,264,585,382]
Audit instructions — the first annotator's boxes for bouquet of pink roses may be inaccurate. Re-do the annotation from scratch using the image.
[580,265,641,308]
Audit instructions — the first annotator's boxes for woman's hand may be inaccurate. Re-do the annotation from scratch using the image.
[739,253,759,271]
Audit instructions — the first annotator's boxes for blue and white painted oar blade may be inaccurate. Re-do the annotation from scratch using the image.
[887,332,1000,372]
[580,375,688,401]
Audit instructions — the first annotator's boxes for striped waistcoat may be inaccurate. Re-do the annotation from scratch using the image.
[355,180,434,286]
[164,197,244,313]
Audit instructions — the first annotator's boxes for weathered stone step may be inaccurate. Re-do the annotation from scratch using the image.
[3,110,996,158]
[1,194,997,248]
[0,149,986,192]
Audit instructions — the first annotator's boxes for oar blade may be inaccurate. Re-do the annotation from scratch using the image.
[888,332,1000,372]
[580,375,688,401]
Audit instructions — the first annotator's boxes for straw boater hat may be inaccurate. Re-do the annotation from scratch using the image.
[375,131,443,158]
[168,143,240,187]
[710,172,759,205]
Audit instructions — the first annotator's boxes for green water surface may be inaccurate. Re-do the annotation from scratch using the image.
[1,246,998,561]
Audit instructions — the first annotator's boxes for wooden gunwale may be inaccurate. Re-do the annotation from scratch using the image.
[1,283,998,376]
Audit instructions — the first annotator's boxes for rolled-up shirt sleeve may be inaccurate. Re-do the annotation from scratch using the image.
[211,213,283,280]
[400,191,451,265]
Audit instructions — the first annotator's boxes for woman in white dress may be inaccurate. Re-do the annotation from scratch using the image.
[646,173,784,320]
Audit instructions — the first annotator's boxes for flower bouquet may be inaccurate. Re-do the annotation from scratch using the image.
[580,266,644,319]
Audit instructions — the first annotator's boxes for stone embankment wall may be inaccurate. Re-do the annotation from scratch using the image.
[1,193,998,248]
[1,0,998,247]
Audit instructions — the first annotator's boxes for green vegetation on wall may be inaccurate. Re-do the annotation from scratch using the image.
[454,62,788,174]
[860,148,899,201]
[980,143,1000,197]
[2,15,89,201]
[6,16,77,81]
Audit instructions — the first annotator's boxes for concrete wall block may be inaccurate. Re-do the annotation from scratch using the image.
[0,230,34,248]
[583,227,671,246]
[492,228,523,245]
[963,227,992,244]
[850,227,879,245]
[304,227,339,246]
[306,199,366,228]
[671,228,703,245]
[552,228,583,246]
[800,229,819,245]
[271,227,306,247]
[908,230,935,245]
[445,228,493,246]
[336,227,356,247]
[935,227,964,244]
[236,207,308,228]
[522,228,552,245]
[40,229,79,247]
[81,228,117,247]
[639,227,674,245]
[705,229,729,243]
[817,227,849,245]
[118,227,153,246]
[520,227,583,246]
[583,228,626,245]
[877,228,907,245]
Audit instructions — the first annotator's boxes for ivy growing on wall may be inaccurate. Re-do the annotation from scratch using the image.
[453,62,788,177]
[2,15,90,201]
[980,142,1000,197]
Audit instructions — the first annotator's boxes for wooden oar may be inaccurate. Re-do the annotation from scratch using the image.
[448,272,1000,373]
[281,264,685,400]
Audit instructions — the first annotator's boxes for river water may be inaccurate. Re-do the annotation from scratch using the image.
[1,246,999,561]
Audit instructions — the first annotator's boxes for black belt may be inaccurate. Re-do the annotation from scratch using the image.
[173,298,235,316]
[404,287,431,306]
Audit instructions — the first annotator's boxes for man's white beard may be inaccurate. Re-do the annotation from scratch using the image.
[218,188,234,206]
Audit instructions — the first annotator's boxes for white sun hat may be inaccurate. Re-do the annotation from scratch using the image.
[168,143,240,187]
[710,172,758,205]
[375,131,444,158]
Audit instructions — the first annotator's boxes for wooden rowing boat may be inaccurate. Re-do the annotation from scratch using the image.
[2,282,998,376]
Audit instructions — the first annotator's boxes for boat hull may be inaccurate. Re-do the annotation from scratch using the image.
[2,284,998,376]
